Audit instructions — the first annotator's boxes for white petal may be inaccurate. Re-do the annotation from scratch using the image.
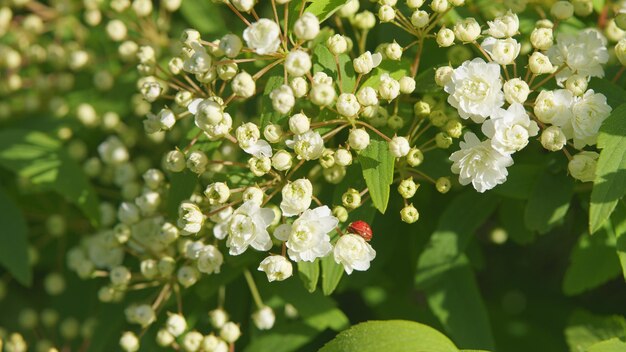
[188,98,203,114]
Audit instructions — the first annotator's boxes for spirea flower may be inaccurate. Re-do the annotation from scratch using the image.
[481,103,539,155]
[216,201,275,255]
[280,178,313,217]
[243,19,281,55]
[444,58,504,123]
[285,206,338,262]
[449,132,514,193]
[547,29,609,82]
[258,255,293,282]
[333,233,376,274]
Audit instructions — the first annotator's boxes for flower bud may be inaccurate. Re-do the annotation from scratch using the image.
[253,306,276,330]
[177,265,199,287]
[398,177,418,199]
[572,0,593,17]
[209,309,229,329]
[165,150,186,172]
[187,150,209,174]
[411,10,429,28]
[436,177,451,193]
[436,28,455,47]
[248,156,271,176]
[272,150,293,171]
[551,1,574,20]
[615,39,626,66]
[342,188,362,209]
[407,0,424,8]
[156,329,175,347]
[352,11,376,29]
[379,74,400,101]
[430,0,449,12]
[399,76,416,94]
[327,34,348,55]
[454,18,481,43]
[348,128,370,151]
[540,126,567,151]
[294,12,320,40]
[568,151,598,182]
[110,266,131,287]
[378,5,395,22]
[220,322,241,343]
[333,205,349,222]
[285,50,312,77]
[120,332,140,352]
[320,149,336,168]
[528,52,554,75]
[407,147,424,167]
[530,27,553,50]
[166,313,187,337]
[232,71,256,98]
[270,85,295,114]
[264,124,283,143]
[435,132,453,149]
[205,182,230,205]
[400,204,419,223]
[290,76,309,97]
[336,93,361,117]
[335,148,353,166]
[503,78,530,104]
[353,51,382,74]
[310,83,335,106]
[565,74,588,96]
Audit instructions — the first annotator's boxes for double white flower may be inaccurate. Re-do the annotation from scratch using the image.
[276,206,338,262]
[482,103,539,155]
[215,201,275,255]
[333,234,376,275]
[280,178,313,217]
[243,19,281,55]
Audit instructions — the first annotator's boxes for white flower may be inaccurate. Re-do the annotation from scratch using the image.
[481,103,539,155]
[503,78,530,104]
[547,29,609,81]
[197,245,223,274]
[484,10,519,38]
[252,306,276,330]
[178,202,204,235]
[449,132,514,193]
[378,73,400,101]
[280,178,313,217]
[270,84,295,114]
[236,122,272,157]
[243,19,281,55]
[568,151,599,182]
[533,89,574,126]
[333,233,376,274]
[481,37,520,65]
[258,255,293,282]
[285,50,312,77]
[216,201,275,255]
[454,17,481,43]
[353,51,382,74]
[294,12,320,41]
[286,206,338,262]
[286,130,325,160]
[570,90,612,148]
[444,58,504,123]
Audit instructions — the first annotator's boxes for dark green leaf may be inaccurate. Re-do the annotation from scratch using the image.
[0,186,31,286]
[563,228,621,296]
[493,164,543,200]
[414,67,440,93]
[590,104,626,234]
[0,129,100,225]
[260,76,286,127]
[610,201,626,280]
[321,255,343,295]
[166,170,198,220]
[180,0,226,35]
[358,138,395,214]
[524,171,574,233]
[319,320,459,352]
[244,322,321,352]
[297,260,320,293]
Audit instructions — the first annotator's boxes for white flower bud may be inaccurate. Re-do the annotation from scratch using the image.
[389,136,410,157]
[182,331,203,352]
[481,37,520,65]
[353,51,383,74]
[220,322,241,343]
[528,52,554,74]
[430,0,449,12]
[348,128,370,151]
[540,126,567,151]
[615,39,626,66]
[398,177,418,198]
[218,35,241,60]
[106,20,127,41]
[248,156,272,176]
[120,332,140,352]
[342,188,362,209]
[294,12,320,40]
[411,10,429,28]
[434,66,453,87]
[186,150,208,174]
[335,148,353,166]
[285,50,312,77]
[338,0,359,16]
[178,201,204,234]
[289,113,310,134]
[231,71,256,98]
[565,74,588,96]
[178,265,199,287]
[399,76,416,94]
[336,93,361,117]
[166,314,187,337]
[310,83,336,106]
[165,150,186,172]
[357,86,378,106]
[163,0,182,11]
[209,309,229,329]
[118,202,140,225]
[252,306,276,330]
[378,5,395,22]
[270,85,295,114]
[243,186,265,206]
[290,76,309,97]
[385,41,403,60]
[436,28,455,47]
[264,124,283,143]
[326,34,348,55]
[568,151,598,182]
[205,182,230,205]
[503,78,530,104]
[400,204,419,223]
[353,11,376,29]
[271,150,292,171]
[232,0,255,12]
[485,10,519,38]
[156,329,175,347]
[244,19,281,54]
[551,1,574,20]
[530,27,553,50]
[454,18,481,43]
[110,266,131,286]
[132,0,153,16]
[378,74,400,101]
[407,0,424,8]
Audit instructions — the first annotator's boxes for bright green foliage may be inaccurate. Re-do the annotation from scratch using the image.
[358,138,395,214]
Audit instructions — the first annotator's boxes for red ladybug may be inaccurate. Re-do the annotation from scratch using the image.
[348,220,373,242]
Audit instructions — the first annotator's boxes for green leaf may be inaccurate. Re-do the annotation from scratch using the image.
[414,67,440,93]
[358,138,395,214]
[244,322,321,352]
[361,60,410,90]
[586,338,626,352]
[563,228,621,296]
[590,104,626,234]
[493,164,543,200]
[180,0,226,35]
[565,310,626,352]
[321,255,344,295]
[305,0,346,23]
[416,191,499,284]
[524,171,574,233]
[260,76,286,127]
[498,200,535,245]
[0,186,31,286]
[319,320,460,352]
[313,45,356,92]
[609,201,626,280]
[297,260,320,292]
[166,170,198,219]
[0,129,100,225]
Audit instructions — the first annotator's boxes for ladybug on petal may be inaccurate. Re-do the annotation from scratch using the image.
[347,220,373,242]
